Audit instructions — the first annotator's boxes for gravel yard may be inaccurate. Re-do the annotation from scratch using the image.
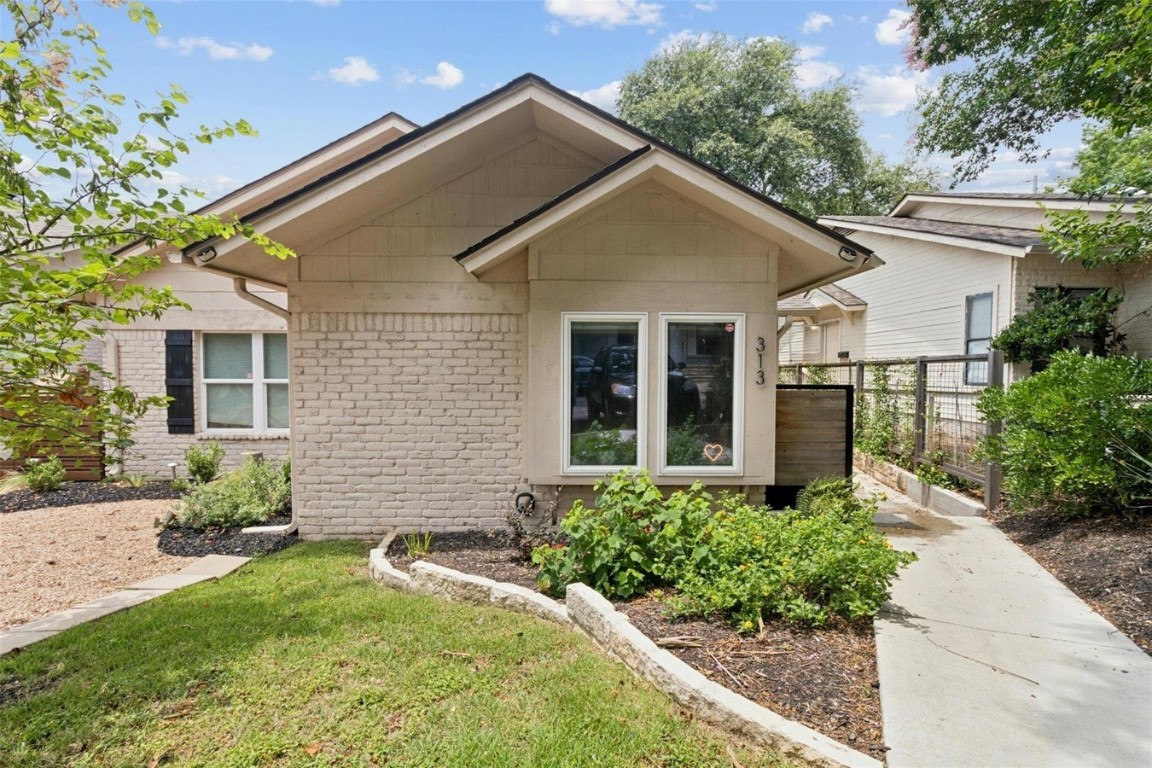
[0,499,195,631]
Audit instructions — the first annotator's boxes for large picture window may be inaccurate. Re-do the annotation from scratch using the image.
[563,314,647,473]
[202,333,289,433]
[660,314,744,474]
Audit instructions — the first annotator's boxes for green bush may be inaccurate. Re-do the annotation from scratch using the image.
[178,457,291,529]
[978,350,1152,515]
[185,441,225,485]
[992,286,1125,367]
[25,456,65,493]
[533,470,714,598]
[534,472,916,628]
[569,423,637,466]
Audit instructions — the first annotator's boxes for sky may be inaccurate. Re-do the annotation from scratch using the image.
[59,0,1085,203]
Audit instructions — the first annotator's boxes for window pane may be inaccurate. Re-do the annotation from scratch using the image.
[266,383,289,429]
[570,321,639,466]
[666,321,733,466]
[263,334,288,379]
[967,294,993,338]
[204,334,252,379]
[206,383,253,429]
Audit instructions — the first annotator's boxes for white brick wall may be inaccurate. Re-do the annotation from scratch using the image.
[106,330,290,476]
[291,312,523,538]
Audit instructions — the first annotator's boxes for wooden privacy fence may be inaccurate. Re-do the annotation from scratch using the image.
[775,384,853,486]
[0,384,106,482]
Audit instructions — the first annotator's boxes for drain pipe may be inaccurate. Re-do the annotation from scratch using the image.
[777,316,796,339]
[232,278,290,321]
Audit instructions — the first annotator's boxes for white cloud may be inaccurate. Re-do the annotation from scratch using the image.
[794,45,841,88]
[855,65,929,116]
[322,56,380,85]
[545,0,663,29]
[569,80,621,113]
[545,20,561,35]
[397,61,465,90]
[155,36,273,62]
[693,1,717,11]
[875,8,911,46]
[307,0,341,5]
[657,29,727,53]
[802,12,833,34]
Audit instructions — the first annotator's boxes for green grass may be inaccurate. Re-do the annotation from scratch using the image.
[0,542,790,767]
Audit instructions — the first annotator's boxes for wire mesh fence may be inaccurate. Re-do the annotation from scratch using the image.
[779,351,1004,506]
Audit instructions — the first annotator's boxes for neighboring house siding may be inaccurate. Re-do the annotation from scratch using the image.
[291,312,522,538]
[1010,252,1125,315]
[1119,264,1152,357]
[833,233,1014,360]
[106,329,289,475]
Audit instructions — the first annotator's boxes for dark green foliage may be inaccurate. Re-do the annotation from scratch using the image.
[178,458,291,529]
[569,423,637,466]
[793,476,858,521]
[184,441,225,485]
[992,287,1126,366]
[25,455,64,493]
[978,351,1152,515]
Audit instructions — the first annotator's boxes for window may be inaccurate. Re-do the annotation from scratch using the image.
[202,333,289,432]
[563,314,647,473]
[660,314,744,474]
[964,293,994,385]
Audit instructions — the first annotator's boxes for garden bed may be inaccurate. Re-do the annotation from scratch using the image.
[0,481,180,515]
[386,531,887,760]
[989,507,1152,656]
[158,513,297,558]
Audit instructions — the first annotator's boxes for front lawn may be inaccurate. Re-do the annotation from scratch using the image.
[0,543,788,767]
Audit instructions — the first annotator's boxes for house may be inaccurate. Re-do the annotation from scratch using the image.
[127,74,877,538]
[778,192,1151,381]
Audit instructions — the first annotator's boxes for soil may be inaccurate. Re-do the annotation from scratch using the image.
[0,481,181,515]
[990,507,1152,656]
[158,513,297,558]
[385,532,886,760]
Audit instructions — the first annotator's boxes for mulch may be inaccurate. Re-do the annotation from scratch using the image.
[385,532,887,760]
[0,481,181,515]
[158,513,297,558]
[990,507,1152,656]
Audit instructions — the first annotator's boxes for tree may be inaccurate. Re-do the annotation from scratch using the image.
[617,36,937,219]
[1,1,289,467]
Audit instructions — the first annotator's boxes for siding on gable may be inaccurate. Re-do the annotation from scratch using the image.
[905,201,1120,230]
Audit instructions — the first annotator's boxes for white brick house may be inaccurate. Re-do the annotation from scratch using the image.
[145,74,878,538]
[779,193,1151,381]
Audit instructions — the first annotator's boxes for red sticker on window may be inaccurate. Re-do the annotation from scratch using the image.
[725,323,734,333]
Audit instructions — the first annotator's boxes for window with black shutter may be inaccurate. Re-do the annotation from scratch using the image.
[165,330,195,434]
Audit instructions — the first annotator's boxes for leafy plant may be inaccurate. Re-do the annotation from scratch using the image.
[570,423,636,466]
[0,471,29,495]
[665,416,708,466]
[114,472,152,488]
[177,457,290,529]
[978,350,1152,515]
[402,531,433,557]
[533,471,714,599]
[793,476,859,521]
[25,456,64,493]
[185,441,225,485]
[992,286,1126,367]
[804,366,834,385]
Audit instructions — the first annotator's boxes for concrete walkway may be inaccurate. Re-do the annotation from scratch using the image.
[863,474,1152,768]
[0,555,249,656]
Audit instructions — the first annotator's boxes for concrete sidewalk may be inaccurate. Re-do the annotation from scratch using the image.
[863,474,1152,768]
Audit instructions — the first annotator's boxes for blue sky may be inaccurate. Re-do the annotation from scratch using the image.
[75,0,1085,202]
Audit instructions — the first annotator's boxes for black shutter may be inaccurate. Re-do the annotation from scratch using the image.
[165,330,195,434]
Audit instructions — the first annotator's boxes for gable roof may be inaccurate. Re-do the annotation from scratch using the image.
[818,283,866,308]
[820,214,1048,257]
[889,191,1144,218]
[188,73,877,295]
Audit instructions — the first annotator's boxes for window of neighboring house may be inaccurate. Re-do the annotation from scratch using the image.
[202,333,289,432]
[964,293,994,385]
[564,314,647,473]
[660,314,744,475]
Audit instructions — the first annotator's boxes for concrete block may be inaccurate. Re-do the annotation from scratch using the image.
[0,630,58,655]
[129,573,215,591]
[174,555,250,578]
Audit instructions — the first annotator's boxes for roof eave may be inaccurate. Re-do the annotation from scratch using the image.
[819,217,1033,257]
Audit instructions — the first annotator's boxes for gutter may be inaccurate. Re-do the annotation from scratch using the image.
[777,316,797,339]
[232,278,290,321]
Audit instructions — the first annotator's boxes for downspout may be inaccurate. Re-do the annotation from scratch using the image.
[777,316,796,339]
[232,278,290,321]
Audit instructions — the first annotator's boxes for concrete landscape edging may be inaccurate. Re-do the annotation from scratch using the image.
[369,546,881,768]
[854,451,985,516]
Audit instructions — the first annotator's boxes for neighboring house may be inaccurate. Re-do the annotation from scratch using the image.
[779,192,1152,381]
[100,112,418,475]
[145,73,879,538]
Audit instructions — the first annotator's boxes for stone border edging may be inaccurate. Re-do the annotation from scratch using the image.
[368,540,880,768]
[855,451,984,517]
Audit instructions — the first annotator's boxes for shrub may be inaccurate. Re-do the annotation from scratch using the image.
[992,286,1125,367]
[793,476,858,521]
[569,423,637,466]
[178,457,291,529]
[978,350,1152,515]
[185,441,225,485]
[25,456,65,493]
[533,470,714,598]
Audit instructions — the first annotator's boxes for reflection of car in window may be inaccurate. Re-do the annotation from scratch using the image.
[571,355,594,396]
[585,345,700,427]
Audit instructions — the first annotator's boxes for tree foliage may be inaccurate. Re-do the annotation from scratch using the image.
[0,1,290,466]
[618,36,938,218]
[991,287,1126,366]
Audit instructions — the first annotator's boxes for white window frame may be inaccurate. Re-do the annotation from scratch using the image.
[200,332,290,435]
[658,313,745,476]
[562,312,648,475]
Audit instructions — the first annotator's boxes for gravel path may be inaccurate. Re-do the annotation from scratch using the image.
[0,499,196,631]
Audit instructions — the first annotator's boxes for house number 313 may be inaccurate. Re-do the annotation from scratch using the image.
[755,337,766,386]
